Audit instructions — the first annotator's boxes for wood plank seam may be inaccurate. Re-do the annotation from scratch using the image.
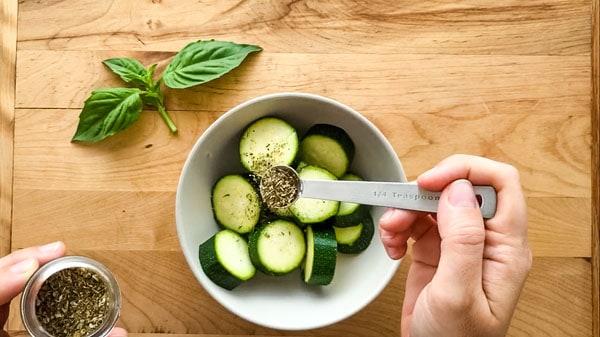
[591,1,599,336]
[0,0,17,259]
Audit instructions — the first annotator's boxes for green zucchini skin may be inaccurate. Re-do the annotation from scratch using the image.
[334,214,375,254]
[300,123,355,178]
[303,226,337,285]
[334,172,364,225]
[248,219,306,276]
[239,117,299,175]
[199,229,256,290]
[335,204,371,228]
[211,174,262,234]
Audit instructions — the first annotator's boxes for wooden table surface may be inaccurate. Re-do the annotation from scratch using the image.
[1,1,598,336]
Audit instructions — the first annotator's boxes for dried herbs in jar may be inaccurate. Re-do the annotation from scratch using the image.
[21,256,121,337]
[35,267,109,337]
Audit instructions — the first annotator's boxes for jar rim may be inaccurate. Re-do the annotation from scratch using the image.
[20,255,121,337]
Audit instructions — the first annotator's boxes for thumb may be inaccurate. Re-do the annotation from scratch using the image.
[430,179,485,301]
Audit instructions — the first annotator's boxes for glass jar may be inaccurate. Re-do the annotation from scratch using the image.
[20,256,121,337]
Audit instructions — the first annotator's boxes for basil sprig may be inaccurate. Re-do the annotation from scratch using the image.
[72,40,262,142]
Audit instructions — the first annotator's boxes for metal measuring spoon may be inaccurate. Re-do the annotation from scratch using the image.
[259,165,497,219]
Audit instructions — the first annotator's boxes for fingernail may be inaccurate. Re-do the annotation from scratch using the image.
[379,228,394,240]
[418,166,437,179]
[379,208,396,222]
[10,258,36,274]
[38,241,61,253]
[448,180,478,208]
[385,246,400,259]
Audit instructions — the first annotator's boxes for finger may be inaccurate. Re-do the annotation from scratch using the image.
[402,220,440,310]
[409,215,441,269]
[401,264,436,337]
[378,208,430,259]
[0,241,66,269]
[379,207,420,233]
[0,258,40,305]
[108,327,128,337]
[0,242,66,305]
[379,208,414,259]
[418,154,519,189]
[417,154,527,240]
[430,180,486,303]
[400,218,440,337]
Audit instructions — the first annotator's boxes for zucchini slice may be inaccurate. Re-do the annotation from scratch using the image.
[335,204,370,228]
[272,205,295,219]
[335,173,369,227]
[303,226,337,285]
[239,117,299,175]
[290,165,340,224]
[300,124,355,178]
[334,213,375,254]
[248,219,306,276]
[212,174,261,234]
[199,229,256,290]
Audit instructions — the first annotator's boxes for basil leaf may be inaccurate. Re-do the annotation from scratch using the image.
[72,88,144,142]
[162,40,262,89]
[103,58,148,88]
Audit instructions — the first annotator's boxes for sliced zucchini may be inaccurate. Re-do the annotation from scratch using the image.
[212,174,261,234]
[303,226,337,285]
[272,205,295,219]
[199,229,256,290]
[335,173,369,227]
[239,117,299,175]
[335,204,370,228]
[295,160,309,172]
[340,172,362,181]
[248,219,306,276]
[334,213,375,254]
[290,165,339,224]
[300,124,355,178]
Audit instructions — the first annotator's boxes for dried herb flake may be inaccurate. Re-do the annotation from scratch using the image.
[260,166,299,210]
[35,267,110,337]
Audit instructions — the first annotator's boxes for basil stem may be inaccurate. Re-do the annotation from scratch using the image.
[143,84,177,134]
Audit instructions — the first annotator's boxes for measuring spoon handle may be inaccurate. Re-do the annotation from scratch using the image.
[300,180,497,219]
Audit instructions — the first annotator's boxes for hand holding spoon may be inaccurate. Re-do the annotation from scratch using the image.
[259,165,497,219]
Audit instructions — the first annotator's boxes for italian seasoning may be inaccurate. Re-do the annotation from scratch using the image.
[35,267,110,337]
[260,165,300,210]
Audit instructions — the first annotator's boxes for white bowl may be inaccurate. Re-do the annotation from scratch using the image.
[175,92,405,330]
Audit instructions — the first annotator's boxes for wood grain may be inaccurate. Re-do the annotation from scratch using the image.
[0,0,17,257]
[16,0,592,56]
[9,190,592,258]
[16,51,592,115]
[7,255,593,337]
[591,0,599,335]
[508,257,593,337]
[10,107,592,257]
[3,0,598,336]
[10,108,591,194]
